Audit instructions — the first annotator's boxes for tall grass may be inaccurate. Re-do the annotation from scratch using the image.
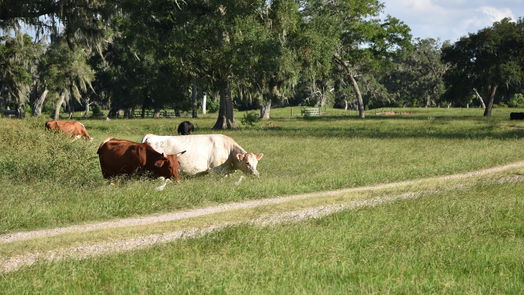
[1,108,524,233]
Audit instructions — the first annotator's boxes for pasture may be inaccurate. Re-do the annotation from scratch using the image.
[1,107,524,293]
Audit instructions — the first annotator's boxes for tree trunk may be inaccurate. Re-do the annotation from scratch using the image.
[483,84,498,117]
[153,108,161,118]
[124,108,133,118]
[108,106,119,118]
[191,84,198,118]
[54,92,66,120]
[141,104,146,118]
[66,95,74,119]
[260,99,271,120]
[16,103,25,119]
[32,88,48,116]
[84,97,90,117]
[202,93,207,115]
[319,82,327,108]
[213,79,237,129]
[334,54,365,118]
[473,88,486,109]
[348,72,365,119]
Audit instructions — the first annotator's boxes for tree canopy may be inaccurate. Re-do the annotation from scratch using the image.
[442,18,524,116]
[0,1,523,122]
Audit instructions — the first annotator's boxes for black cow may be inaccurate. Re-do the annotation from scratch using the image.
[510,112,524,120]
[177,121,195,135]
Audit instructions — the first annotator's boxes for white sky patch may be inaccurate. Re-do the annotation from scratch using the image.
[381,0,523,42]
[479,6,515,22]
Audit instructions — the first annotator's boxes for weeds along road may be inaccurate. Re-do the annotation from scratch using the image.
[1,160,524,273]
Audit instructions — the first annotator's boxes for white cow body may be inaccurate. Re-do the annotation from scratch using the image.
[141,134,263,176]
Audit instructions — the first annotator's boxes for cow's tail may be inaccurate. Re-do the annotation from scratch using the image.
[140,133,156,143]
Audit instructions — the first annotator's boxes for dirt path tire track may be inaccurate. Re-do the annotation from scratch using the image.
[2,160,524,245]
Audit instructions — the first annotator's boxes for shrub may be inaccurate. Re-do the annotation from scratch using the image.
[206,98,219,113]
[508,93,524,108]
[241,112,261,127]
[91,105,105,118]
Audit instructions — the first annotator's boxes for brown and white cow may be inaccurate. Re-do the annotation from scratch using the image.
[97,137,185,181]
[45,120,92,140]
[141,134,264,177]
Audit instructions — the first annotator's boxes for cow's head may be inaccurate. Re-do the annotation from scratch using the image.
[235,152,264,177]
[153,151,186,181]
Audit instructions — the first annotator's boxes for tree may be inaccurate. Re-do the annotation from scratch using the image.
[255,0,301,120]
[0,0,115,52]
[300,0,411,118]
[0,30,43,117]
[442,18,524,116]
[171,0,290,128]
[39,37,94,120]
[383,38,447,107]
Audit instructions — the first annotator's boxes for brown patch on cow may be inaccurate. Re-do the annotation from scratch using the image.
[45,120,92,140]
[97,138,183,181]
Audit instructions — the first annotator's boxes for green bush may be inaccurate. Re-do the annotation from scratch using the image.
[91,104,105,118]
[241,112,261,127]
[206,98,219,113]
[508,93,524,107]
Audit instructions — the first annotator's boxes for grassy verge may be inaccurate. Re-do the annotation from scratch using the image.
[1,180,523,294]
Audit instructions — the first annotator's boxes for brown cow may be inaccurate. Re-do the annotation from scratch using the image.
[45,120,92,140]
[97,137,185,181]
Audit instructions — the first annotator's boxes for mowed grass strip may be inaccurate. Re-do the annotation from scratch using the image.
[1,180,523,294]
[1,166,521,264]
[1,107,524,233]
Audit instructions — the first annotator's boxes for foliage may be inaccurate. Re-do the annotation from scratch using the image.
[38,37,94,119]
[381,38,447,107]
[508,93,524,108]
[90,104,104,118]
[240,111,261,127]
[442,18,524,116]
[1,1,524,121]
[0,30,43,114]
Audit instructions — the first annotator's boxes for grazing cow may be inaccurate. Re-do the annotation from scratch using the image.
[510,112,524,120]
[177,121,195,135]
[45,120,92,140]
[97,137,185,181]
[141,134,264,177]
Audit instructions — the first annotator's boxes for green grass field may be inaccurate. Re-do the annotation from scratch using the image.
[1,180,523,294]
[1,107,523,232]
[1,107,524,293]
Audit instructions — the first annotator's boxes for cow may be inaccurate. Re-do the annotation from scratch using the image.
[45,120,92,140]
[177,121,195,135]
[97,137,185,181]
[141,134,264,177]
[510,112,524,120]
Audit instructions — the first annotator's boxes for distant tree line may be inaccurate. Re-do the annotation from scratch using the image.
[0,0,523,127]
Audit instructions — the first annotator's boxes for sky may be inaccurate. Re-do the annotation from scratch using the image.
[381,0,524,42]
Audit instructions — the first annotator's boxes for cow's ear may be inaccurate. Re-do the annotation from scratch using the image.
[236,153,245,161]
[154,159,165,167]
[256,153,264,160]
